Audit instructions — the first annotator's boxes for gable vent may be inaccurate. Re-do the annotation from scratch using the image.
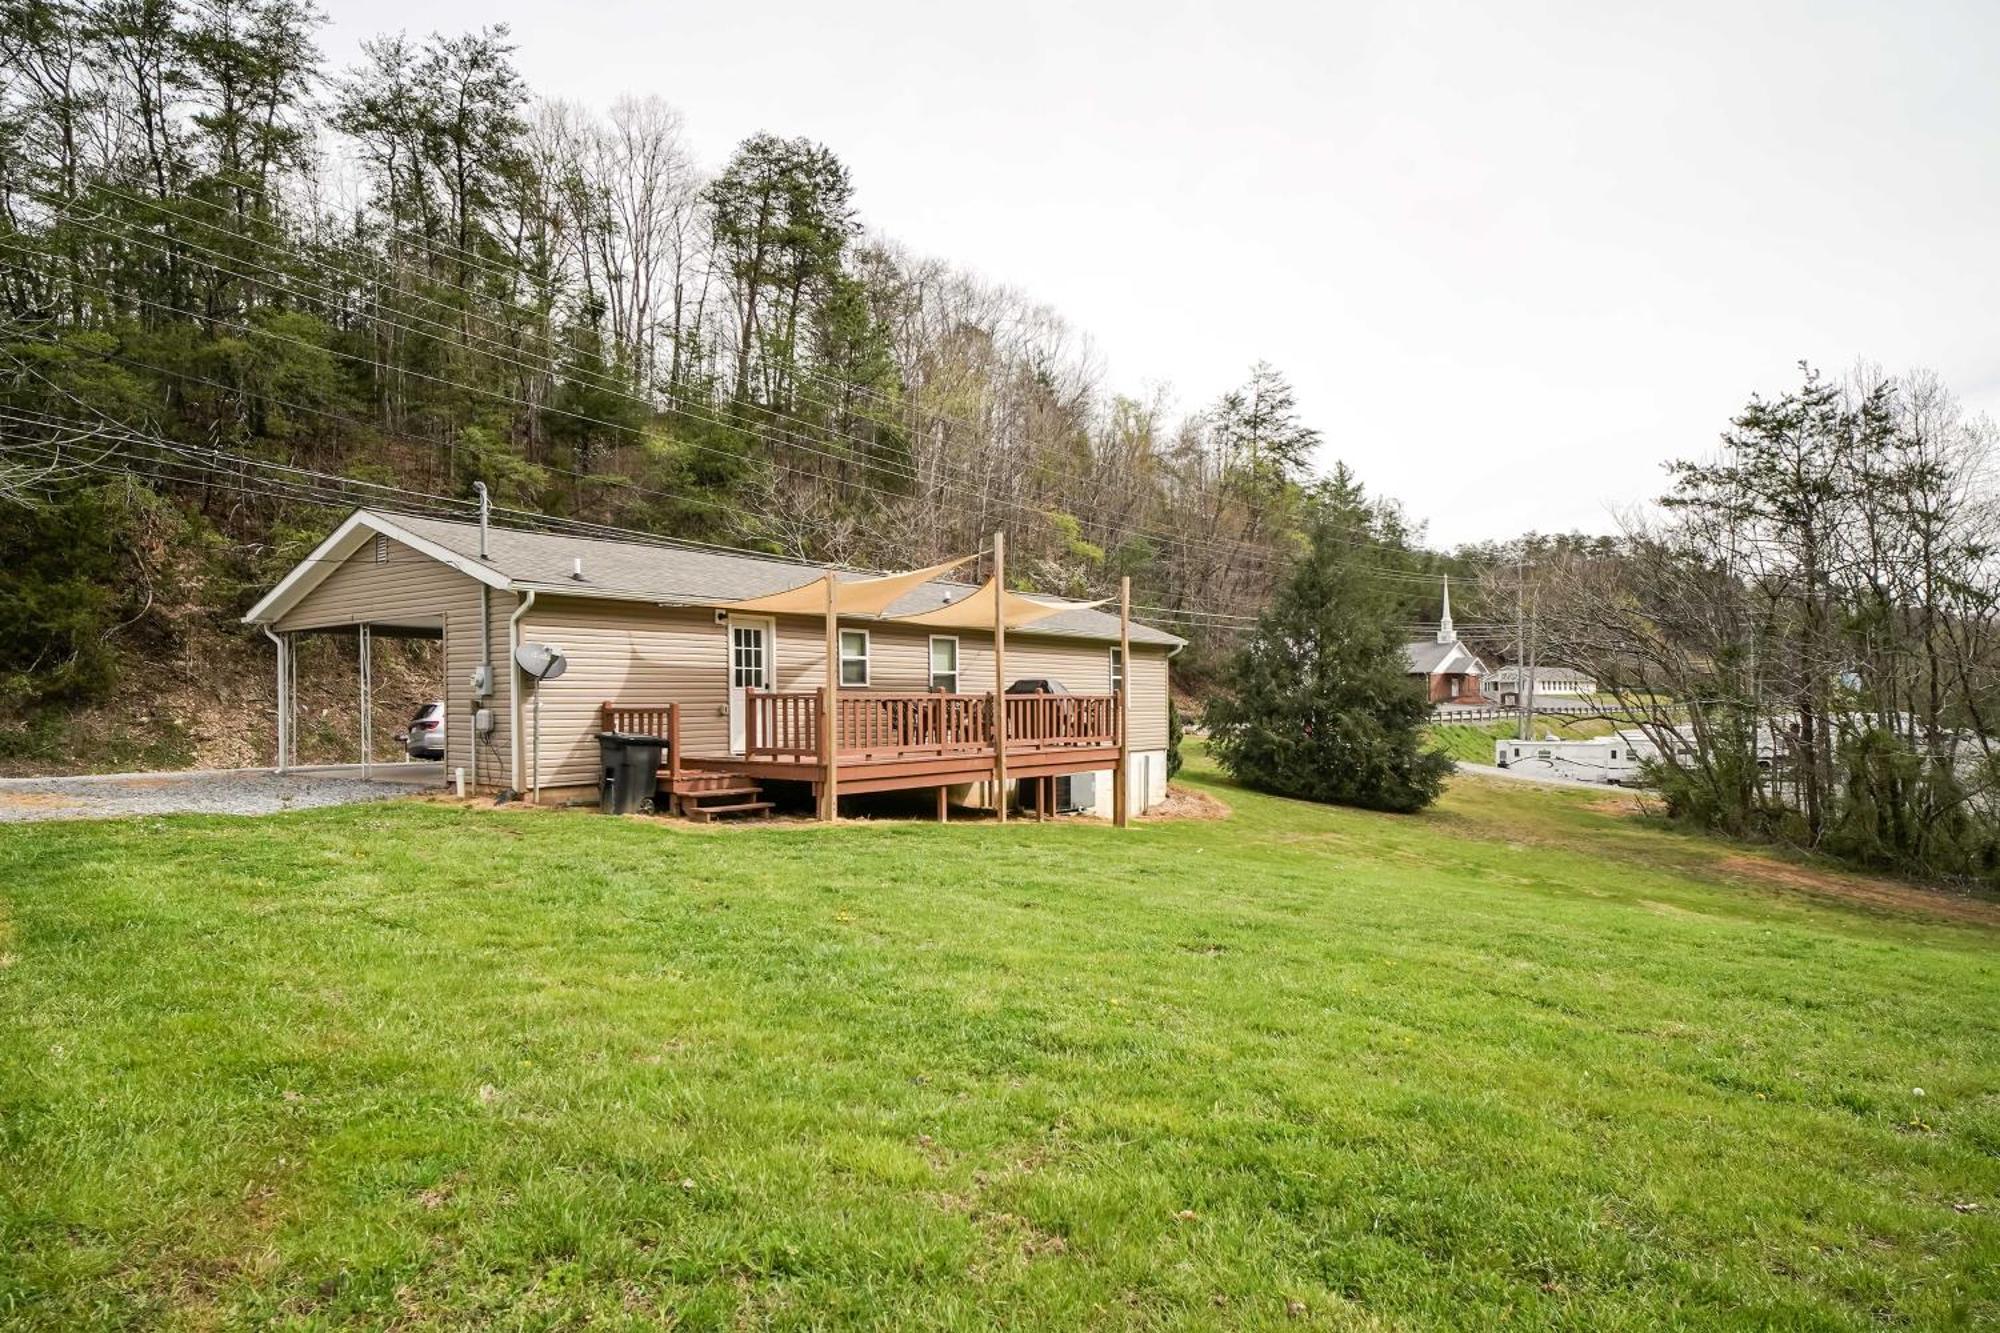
[373,534,389,564]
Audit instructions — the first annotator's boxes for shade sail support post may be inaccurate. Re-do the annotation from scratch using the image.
[821,571,839,821]
[1115,577,1130,828]
[991,531,1008,823]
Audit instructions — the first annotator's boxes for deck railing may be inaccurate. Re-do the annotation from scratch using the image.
[744,688,1119,762]
[1005,692,1118,750]
[746,690,821,759]
[599,701,681,785]
[834,691,994,758]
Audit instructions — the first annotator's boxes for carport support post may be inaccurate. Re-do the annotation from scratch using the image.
[267,627,289,775]
[288,632,298,769]
[358,624,373,778]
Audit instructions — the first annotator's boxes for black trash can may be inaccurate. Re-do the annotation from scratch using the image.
[597,731,666,814]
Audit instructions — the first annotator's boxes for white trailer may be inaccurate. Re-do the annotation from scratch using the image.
[1493,730,1660,785]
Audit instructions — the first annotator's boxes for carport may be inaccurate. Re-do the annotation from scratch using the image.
[245,509,513,791]
[265,621,444,779]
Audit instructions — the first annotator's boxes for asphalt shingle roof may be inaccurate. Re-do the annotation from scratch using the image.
[383,512,1184,648]
[1404,639,1482,674]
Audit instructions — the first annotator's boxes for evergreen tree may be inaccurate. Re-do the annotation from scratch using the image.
[1203,468,1451,813]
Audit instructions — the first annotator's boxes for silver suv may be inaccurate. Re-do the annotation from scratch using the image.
[395,701,446,761]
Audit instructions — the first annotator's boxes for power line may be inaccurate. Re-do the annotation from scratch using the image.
[10,197,1471,618]
[2,408,1270,624]
[45,181,1452,575]
[0,246,963,529]
[34,192,1198,552]
[16,336,801,540]
[19,216,1308,583]
[12,254,1457,606]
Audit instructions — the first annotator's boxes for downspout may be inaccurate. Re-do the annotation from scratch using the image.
[262,625,286,773]
[508,588,536,797]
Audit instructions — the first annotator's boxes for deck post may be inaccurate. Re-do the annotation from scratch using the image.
[1115,576,1131,828]
[992,531,1008,823]
[667,702,683,816]
[936,785,948,823]
[821,572,839,821]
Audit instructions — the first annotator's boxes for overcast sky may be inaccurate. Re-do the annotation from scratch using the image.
[321,0,2000,548]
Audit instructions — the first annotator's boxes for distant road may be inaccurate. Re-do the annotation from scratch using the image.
[1451,761,1619,792]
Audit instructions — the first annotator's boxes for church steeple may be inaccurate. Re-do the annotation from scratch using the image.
[1436,575,1455,645]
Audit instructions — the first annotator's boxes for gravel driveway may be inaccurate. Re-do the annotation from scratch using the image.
[0,764,445,823]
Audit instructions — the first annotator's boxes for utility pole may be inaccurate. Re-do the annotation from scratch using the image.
[1515,558,1530,741]
[1523,585,1540,741]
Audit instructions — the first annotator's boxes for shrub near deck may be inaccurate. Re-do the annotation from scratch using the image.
[0,755,1995,1328]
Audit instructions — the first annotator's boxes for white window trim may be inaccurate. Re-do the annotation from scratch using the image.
[728,615,777,691]
[928,635,960,692]
[838,627,870,688]
[1109,645,1124,693]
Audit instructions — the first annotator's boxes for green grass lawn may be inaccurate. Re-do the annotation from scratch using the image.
[2,753,1996,1330]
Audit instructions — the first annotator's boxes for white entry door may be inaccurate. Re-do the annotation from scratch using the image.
[727,616,775,753]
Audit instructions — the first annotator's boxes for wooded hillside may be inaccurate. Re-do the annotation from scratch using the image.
[0,0,1456,768]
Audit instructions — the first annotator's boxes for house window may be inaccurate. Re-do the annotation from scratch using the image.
[838,628,870,687]
[929,636,959,693]
[373,534,389,564]
[1109,645,1124,693]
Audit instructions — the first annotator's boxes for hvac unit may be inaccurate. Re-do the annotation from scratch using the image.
[1054,770,1094,814]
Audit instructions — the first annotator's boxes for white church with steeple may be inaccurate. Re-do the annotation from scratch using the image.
[1403,576,1487,705]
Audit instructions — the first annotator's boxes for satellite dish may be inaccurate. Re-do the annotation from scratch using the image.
[514,642,568,681]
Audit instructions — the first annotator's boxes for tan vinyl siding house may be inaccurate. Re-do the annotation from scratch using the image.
[246,509,1183,817]
[518,599,1174,795]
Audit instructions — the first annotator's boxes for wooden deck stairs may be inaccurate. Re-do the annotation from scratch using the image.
[667,771,774,822]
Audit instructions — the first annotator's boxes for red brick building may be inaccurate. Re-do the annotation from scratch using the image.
[1404,577,1486,704]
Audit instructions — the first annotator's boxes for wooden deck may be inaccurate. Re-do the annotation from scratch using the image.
[602,690,1123,806]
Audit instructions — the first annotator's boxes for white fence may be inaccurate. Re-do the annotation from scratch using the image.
[1434,701,1611,722]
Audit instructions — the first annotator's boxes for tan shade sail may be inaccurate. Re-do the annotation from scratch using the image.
[714,554,973,617]
[883,577,1105,631]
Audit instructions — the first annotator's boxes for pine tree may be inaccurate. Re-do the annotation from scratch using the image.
[1203,468,1451,813]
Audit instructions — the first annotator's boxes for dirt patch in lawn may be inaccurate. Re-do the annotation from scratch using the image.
[1141,784,1232,822]
[1718,855,2000,928]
